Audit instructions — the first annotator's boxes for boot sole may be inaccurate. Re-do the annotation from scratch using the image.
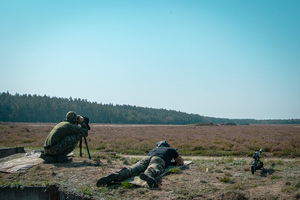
[96,174,118,187]
[139,173,158,188]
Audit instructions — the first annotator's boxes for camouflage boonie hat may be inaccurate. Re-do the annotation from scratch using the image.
[66,111,78,123]
[156,140,170,147]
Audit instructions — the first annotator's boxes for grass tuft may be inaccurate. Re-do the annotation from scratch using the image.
[121,182,134,189]
[169,167,182,174]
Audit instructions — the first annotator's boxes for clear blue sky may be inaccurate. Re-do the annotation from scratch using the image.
[1,0,299,120]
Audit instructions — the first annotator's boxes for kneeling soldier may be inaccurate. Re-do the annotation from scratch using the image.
[41,111,88,163]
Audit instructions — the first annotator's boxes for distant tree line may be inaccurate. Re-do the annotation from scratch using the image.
[0,92,299,124]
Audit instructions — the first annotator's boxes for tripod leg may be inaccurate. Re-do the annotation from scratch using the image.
[251,165,255,174]
[79,137,83,157]
[84,137,92,159]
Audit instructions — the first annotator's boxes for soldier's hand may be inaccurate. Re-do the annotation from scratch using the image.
[77,116,84,123]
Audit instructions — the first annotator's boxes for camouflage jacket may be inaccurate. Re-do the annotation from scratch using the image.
[44,121,88,146]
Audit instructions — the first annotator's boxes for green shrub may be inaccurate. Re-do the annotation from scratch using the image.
[271,176,282,180]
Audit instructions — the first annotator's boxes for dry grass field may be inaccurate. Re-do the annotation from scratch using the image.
[1,123,300,199]
[1,123,299,157]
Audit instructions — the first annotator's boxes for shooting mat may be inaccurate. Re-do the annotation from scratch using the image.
[123,161,193,187]
[0,150,44,173]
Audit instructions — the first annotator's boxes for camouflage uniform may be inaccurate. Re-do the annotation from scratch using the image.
[115,156,165,180]
[97,141,178,188]
[43,111,88,162]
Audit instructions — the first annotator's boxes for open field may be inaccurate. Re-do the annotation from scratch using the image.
[1,123,300,199]
[1,123,300,157]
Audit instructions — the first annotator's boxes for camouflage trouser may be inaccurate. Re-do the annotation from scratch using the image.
[116,156,165,181]
[44,134,80,157]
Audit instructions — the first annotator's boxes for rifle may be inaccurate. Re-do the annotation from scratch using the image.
[251,148,263,174]
[79,116,92,159]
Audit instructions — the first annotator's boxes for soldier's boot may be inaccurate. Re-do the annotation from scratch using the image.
[96,173,118,187]
[96,168,132,187]
[57,154,72,163]
[139,172,158,188]
[39,151,46,159]
[43,155,57,164]
[140,165,160,188]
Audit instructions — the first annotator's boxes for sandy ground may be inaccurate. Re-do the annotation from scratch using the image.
[1,152,300,200]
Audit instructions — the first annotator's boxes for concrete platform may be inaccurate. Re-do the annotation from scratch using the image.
[0,147,25,159]
[0,185,91,200]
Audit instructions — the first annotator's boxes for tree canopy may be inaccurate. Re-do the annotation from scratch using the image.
[0,92,299,124]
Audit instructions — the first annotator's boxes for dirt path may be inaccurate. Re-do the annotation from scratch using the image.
[122,154,300,161]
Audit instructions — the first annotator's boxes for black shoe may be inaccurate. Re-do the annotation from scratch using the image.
[139,173,158,188]
[43,156,57,164]
[57,155,72,163]
[96,173,118,187]
[40,153,47,159]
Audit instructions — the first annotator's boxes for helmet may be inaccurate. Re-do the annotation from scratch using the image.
[66,111,78,123]
[156,140,170,147]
